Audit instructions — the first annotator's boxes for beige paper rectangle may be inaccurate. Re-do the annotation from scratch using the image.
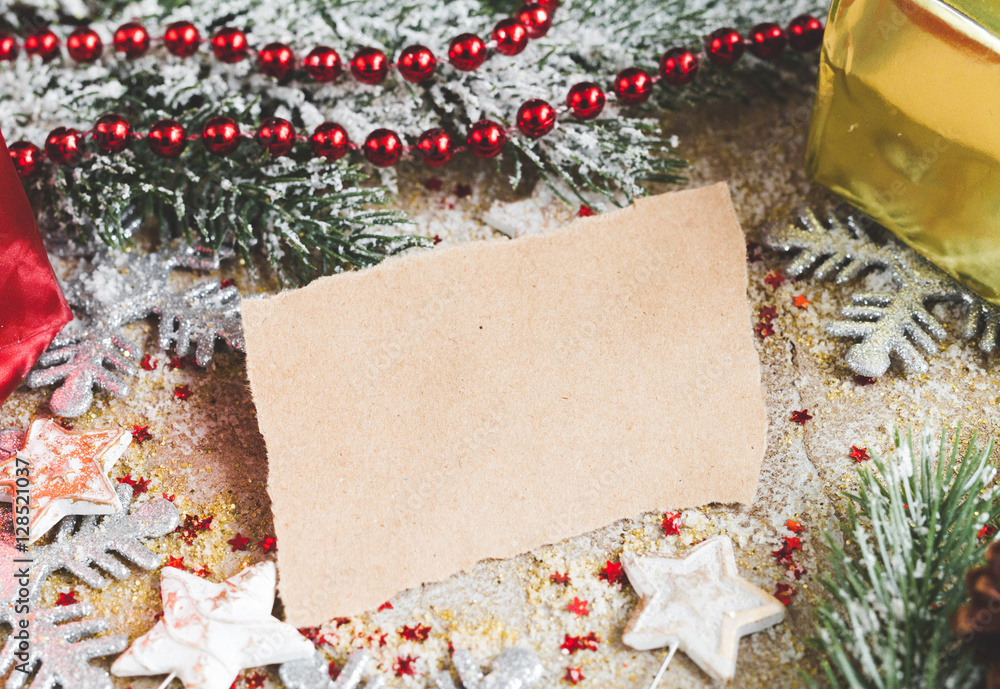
[242,183,766,625]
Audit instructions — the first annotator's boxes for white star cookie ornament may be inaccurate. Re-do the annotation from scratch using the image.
[0,418,131,542]
[621,536,786,684]
[111,561,314,689]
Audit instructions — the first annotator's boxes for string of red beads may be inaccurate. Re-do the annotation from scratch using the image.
[7,13,824,178]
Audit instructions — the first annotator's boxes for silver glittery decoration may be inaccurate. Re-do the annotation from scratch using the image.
[281,650,386,689]
[26,245,244,417]
[765,208,1000,377]
[435,648,544,689]
[0,602,127,689]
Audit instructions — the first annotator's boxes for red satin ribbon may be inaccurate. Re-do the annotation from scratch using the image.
[0,128,73,407]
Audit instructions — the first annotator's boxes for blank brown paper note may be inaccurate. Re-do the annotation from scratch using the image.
[242,182,767,625]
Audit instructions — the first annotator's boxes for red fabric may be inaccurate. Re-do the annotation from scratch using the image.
[0,128,73,406]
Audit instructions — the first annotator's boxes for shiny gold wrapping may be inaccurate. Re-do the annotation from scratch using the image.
[807,0,1000,306]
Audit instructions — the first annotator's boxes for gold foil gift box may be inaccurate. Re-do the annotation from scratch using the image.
[807,0,1000,306]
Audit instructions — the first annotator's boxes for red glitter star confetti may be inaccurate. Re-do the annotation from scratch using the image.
[227,533,249,551]
[564,667,585,685]
[754,321,775,339]
[979,525,996,540]
[244,672,266,689]
[849,446,871,463]
[785,561,807,581]
[567,597,589,617]
[165,555,185,570]
[772,537,803,565]
[298,627,322,644]
[764,270,785,288]
[173,384,192,400]
[755,305,778,339]
[662,511,682,536]
[854,375,877,386]
[368,630,389,647]
[423,177,443,192]
[400,624,432,642]
[759,305,778,321]
[139,354,158,371]
[560,632,599,655]
[791,409,813,425]
[167,355,190,370]
[792,294,812,310]
[57,591,77,606]
[161,493,175,502]
[432,234,443,245]
[328,659,341,680]
[774,582,796,606]
[378,601,394,611]
[176,514,213,544]
[577,205,594,217]
[131,424,152,444]
[455,184,472,199]
[220,278,235,289]
[394,655,418,677]
[598,561,625,587]
[258,536,277,553]
[786,519,804,534]
[194,565,212,578]
[550,571,571,585]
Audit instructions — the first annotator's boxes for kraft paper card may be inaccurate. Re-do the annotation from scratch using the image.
[242,182,766,625]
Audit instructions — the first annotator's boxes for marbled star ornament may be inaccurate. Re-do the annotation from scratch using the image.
[111,561,314,689]
[621,536,786,685]
[0,418,131,542]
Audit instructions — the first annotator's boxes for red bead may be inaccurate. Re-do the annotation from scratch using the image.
[9,141,41,178]
[566,82,605,119]
[45,127,85,165]
[351,47,388,85]
[448,34,487,71]
[787,15,824,52]
[659,48,698,86]
[749,23,786,60]
[304,46,343,82]
[363,128,403,167]
[25,29,60,62]
[67,27,102,63]
[613,67,653,105]
[517,99,556,138]
[211,27,248,64]
[310,122,350,160]
[517,4,552,39]
[492,18,528,56]
[0,32,20,61]
[202,116,241,155]
[397,45,436,83]
[536,0,559,8]
[416,128,453,167]
[147,119,187,158]
[259,42,295,79]
[466,120,507,159]
[705,27,744,66]
[114,22,150,57]
[256,117,296,156]
[164,21,200,57]
[93,114,132,153]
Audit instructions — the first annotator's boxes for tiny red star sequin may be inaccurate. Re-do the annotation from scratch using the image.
[394,655,418,677]
[165,555,185,570]
[220,278,235,289]
[979,525,996,540]
[662,511,682,536]
[227,533,249,551]
[786,561,807,580]
[299,627,322,644]
[598,561,625,587]
[772,536,803,565]
[244,672,267,689]
[755,321,775,339]
[57,591,77,606]
[791,409,812,425]
[432,234,443,245]
[455,184,472,199]
[560,632,599,655]
[577,205,594,217]
[259,535,277,553]
[369,630,388,647]
[174,384,192,400]
[194,565,212,578]
[564,667,585,685]
[400,624,431,642]
[783,536,802,552]
[567,597,589,617]
[774,582,796,606]
[162,492,176,502]
[764,270,785,288]
[139,354,158,371]
[133,476,150,495]
[550,571,571,585]
[759,306,778,322]
[168,355,193,370]
[132,424,152,444]
[328,660,341,680]
[786,519,804,533]
[849,445,870,462]
[854,375,877,386]
[792,294,811,310]
[378,601,394,611]
[423,177,443,192]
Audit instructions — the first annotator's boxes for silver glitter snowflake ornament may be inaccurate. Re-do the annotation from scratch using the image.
[765,208,999,377]
[281,650,386,689]
[26,245,244,417]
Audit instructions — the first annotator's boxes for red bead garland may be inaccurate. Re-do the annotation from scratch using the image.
[566,82,605,120]
[0,32,19,61]
[114,22,150,58]
[705,27,744,66]
[9,141,42,178]
[304,46,343,82]
[749,22,785,60]
[202,116,241,155]
[517,4,552,39]
[350,47,389,85]
[364,128,403,167]
[211,27,248,64]
[256,117,296,156]
[466,120,507,159]
[787,14,824,52]
[517,99,556,138]
[25,29,60,62]
[416,128,453,167]
[448,34,487,71]
[67,27,102,63]
[93,114,132,153]
[397,44,436,83]
[164,21,200,57]
[259,42,295,79]
[310,122,350,160]
[45,127,85,165]
[492,18,529,57]
[148,119,187,158]
[613,67,653,105]
[659,48,698,86]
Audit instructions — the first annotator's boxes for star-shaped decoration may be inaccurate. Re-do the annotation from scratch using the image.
[0,419,131,542]
[621,536,786,683]
[111,561,313,689]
